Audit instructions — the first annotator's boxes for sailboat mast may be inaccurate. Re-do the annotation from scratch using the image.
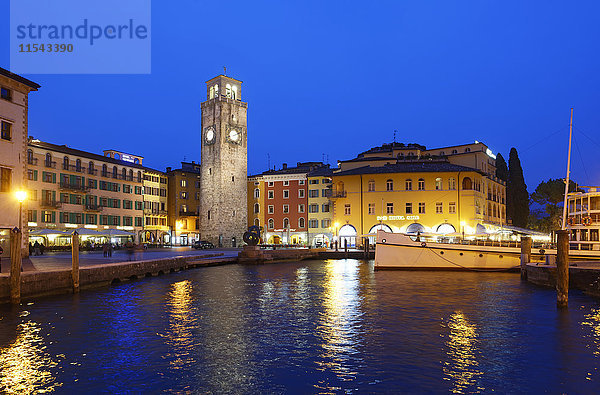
[561,108,574,230]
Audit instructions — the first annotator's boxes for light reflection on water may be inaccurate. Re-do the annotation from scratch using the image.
[1,260,600,393]
[443,311,483,393]
[315,260,362,391]
[0,318,62,394]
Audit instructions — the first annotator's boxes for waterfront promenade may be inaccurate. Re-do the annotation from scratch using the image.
[0,247,240,274]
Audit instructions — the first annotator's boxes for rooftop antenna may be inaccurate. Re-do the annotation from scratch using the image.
[393,130,397,144]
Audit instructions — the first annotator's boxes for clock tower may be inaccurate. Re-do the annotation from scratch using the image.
[199,74,248,247]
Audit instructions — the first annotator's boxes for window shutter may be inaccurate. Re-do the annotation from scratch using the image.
[33,170,38,181]
[51,211,56,223]
[52,173,56,183]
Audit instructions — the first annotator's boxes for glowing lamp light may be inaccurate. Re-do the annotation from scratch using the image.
[15,190,27,203]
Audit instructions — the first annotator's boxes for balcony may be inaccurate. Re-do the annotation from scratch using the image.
[144,209,168,216]
[84,204,103,212]
[62,164,86,173]
[59,181,88,193]
[40,199,62,209]
[88,168,98,175]
[330,190,347,199]
[179,210,197,216]
[44,161,56,168]
[27,157,38,165]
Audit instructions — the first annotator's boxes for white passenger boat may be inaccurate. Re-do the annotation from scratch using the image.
[374,230,539,271]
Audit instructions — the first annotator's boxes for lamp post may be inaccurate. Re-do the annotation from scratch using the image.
[15,190,27,230]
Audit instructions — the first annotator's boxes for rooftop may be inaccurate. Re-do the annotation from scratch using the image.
[334,161,482,177]
[0,67,41,90]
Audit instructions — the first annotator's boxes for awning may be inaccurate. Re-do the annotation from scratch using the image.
[29,229,68,236]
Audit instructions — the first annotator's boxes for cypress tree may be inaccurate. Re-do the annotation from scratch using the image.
[495,153,508,182]
[507,147,529,227]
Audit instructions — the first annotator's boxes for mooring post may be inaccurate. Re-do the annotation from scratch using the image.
[344,238,348,258]
[556,230,569,309]
[71,231,80,293]
[10,227,22,304]
[520,236,532,280]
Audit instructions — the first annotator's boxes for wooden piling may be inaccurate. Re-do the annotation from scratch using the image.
[10,227,22,304]
[556,230,569,309]
[71,231,80,293]
[520,236,531,280]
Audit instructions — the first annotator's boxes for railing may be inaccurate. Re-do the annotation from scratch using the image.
[88,168,98,175]
[179,210,197,216]
[27,157,38,165]
[62,164,85,173]
[144,209,168,216]
[44,161,56,168]
[40,199,62,208]
[331,191,347,198]
[59,181,88,193]
[84,204,103,212]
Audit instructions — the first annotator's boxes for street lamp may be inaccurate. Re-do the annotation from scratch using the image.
[15,190,27,230]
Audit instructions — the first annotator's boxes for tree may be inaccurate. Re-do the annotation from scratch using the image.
[530,178,580,231]
[507,147,529,227]
[495,153,508,182]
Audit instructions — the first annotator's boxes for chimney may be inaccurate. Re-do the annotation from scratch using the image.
[191,161,196,164]
[166,167,172,172]
[282,163,287,169]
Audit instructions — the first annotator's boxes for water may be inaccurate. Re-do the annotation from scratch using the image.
[1,259,600,393]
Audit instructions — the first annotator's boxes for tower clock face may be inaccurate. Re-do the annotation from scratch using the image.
[228,129,240,143]
[205,127,215,144]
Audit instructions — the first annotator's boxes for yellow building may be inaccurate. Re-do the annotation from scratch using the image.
[247,175,265,239]
[166,162,201,246]
[306,165,333,247]
[331,160,506,247]
[142,168,169,245]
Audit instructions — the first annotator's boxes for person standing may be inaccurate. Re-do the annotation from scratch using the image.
[33,241,41,256]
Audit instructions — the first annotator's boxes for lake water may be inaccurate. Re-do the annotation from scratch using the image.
[1,259,600,393]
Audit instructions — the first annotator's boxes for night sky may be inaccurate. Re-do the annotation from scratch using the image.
[2,1,599,191]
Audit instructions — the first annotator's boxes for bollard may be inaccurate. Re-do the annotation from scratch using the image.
[344,238,348,258]
[10,227,22,304]
[556,230,569,309]
[520,236,532,280]
[71,231,80,293]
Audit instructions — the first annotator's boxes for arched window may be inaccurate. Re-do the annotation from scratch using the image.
[448,177,456,190]
[452,149,458,154]
[137,171,142,182]
[89,161,94,174]
[368,179,375,192]
[129,169,133,180]
[462,177,473,190]
[254,218,260,227]
[406,223,426,234]
[45,153,52,167]
[254,203,259,213]
[299,217,305,228]
[102,164,107,177]
[27,149,33,164]
[122,168,127,179]
[368,223,393,234]
[418,178,425,190]
[232,85,238,100]
[283,218,289,228]
[405,179,412,191]
[254,188,260,198]
[209,85,214,99]
[268,218,274,229]
[112,166,118,178]
[339,224,358,248]
[75,159,81,172]
[63,156,69,170]
[226,84,232,98]
[214,84,219,97]
[435,177,442,190]
[465,147,471,152]
[386,179,393,191]
[436,223,456,234]
[493,204,497,218]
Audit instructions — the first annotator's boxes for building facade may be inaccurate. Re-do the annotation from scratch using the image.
[26,140,145,245]
[166,162,201,246]
[306,166,333,247]
[141,168,169,245]
[0,68,39,257]
[331,142,506,247]
[247,175,266,240]
[199,75,248,248]
[566,186,600,251]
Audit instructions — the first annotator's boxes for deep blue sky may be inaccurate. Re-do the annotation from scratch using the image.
[2,1,600,191]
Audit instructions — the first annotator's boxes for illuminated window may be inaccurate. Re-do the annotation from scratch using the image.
[298,204,305,213]
[386,179,393,191]
[368,203,375,215]
[181,180,187,187]
[435,178,442,190]
[226,84,232,98]
[386,202,394,214]
[232,85,238,100]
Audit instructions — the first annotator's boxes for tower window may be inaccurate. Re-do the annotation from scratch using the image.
[232,176,235,182]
